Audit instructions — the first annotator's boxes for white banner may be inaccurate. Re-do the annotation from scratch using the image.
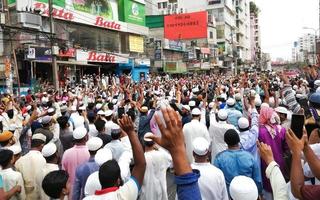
[76,50,129,64]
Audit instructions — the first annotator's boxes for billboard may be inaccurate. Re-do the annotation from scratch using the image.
[164,11,207,40]
[119,0,145,26]
[129,35,144,53]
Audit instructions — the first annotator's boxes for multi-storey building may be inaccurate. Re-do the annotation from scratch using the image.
[292,34,318,64]
[250,1,261,69]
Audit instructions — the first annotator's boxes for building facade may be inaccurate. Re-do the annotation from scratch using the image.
[292,33,318,65]
[0,0,150,90]
[249,1,261,69]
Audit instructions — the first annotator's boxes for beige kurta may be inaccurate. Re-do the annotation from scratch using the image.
[36,163,59,200]
[15,150,46,200]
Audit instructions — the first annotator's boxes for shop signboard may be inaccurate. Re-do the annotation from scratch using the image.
[164,11,208,40]
[59,48,75,57]
[129,35,144,53]
[14,0,147,35]
[164,62,177,72]
[26,47,52,61]
[135,58,150,66]
[76,50,129,64]
[154,40,162,61]
[119,0,145,26]
[163,39,186,51]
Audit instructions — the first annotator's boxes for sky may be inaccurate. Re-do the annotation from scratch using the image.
[254,0,319,61]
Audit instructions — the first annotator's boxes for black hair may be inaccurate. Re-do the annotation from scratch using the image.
[111,132,121,140]
[0,149,13,168]
[45,153,57,163]
[144,140,155,147]
[94,119,106,132]
[7,109,14,119]
[42,170,69,199]
[99,160,121,189]
[31,139,45,148]
[224,129,240,146]
[108,103,114,110]
[57,116,69,129]
[87,103,95,110]
[105,115,112,121]
[0,138,12,147]
[239,127,250,132]
[87,114,96,124]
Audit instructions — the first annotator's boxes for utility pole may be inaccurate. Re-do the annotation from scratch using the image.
[48,0,59,91]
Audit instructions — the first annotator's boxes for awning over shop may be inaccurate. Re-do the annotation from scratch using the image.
[30,60,101,67]
[200,48,210,54]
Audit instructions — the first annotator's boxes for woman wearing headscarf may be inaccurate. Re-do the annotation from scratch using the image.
[258,106,289,200]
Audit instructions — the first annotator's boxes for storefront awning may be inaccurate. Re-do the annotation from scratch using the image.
[30,60,101,67]
[201,48,211,54]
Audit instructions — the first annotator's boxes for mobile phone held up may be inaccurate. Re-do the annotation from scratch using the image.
[290,114,305,139]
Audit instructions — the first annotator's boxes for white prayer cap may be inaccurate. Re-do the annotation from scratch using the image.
[73,127,87,140]
[79,106,86,111]
[182,105,191,112]
[60,105,68,113]
[316,87,320,93]
[86,137,103,152]
[275,106,288,115]
[269,97,275,108]
[112,99,118,104]
[96,103,103,110]
[95,148,113,166]
[188,101,196,107]
[220,93,227,100]
[32,133,46,142]
[97,110,105,115]
[105,110,113,117]
[84,172,101,196]
[42,143,57,157]
[41,116,52,124]
[191,108,201,116]
[192,87,199,93]
[315,80,320,87]
[230,176,258,200]
[238,117,249,129]
[218,109,228,120]
[261,102,270,108]
[26,105,32,111]
[143,132,154,142]
[293,85,298,90]
[8,124,16,131]
[71,106,77,111]
[192,137,209,156]
[255,98,262,107]
[48,107,55,114]
[234,93,241,101]
[226,98,236,106]
[296,94,304,99]
[6,145,22,155]
[250,90,256,97]
[208,102,215,109]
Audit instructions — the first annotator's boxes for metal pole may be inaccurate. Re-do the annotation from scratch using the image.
[49,0,59,91]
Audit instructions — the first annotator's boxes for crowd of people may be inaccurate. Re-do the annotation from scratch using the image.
[0,64,320,200]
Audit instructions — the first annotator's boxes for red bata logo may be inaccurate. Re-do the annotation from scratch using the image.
[34,3,74,21]
[95,17,121,30]
[88,51,116,62]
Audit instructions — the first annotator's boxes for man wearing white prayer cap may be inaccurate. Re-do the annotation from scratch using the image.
[229,176,258,200]
[183,108,210,163]
[37,142,59,200]
[104,125,126,161]
[5,144,22,164]
[34,116,54,144]
[15,133,47,200]
[191,137,228,200]
[72,137,103,200]
[275,106,290,129]
[61,127,90,199]
[188,100,196,110]
[181,105,192,126]
[209,109,238,161]
[84,148,113,196]
[104,110,117,136]
[139,132,172,200]
[225,98,242,127]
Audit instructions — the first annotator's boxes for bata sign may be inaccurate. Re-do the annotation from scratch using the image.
[76,50,129,64]
[32,2,125,32]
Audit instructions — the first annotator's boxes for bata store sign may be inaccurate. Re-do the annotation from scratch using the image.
[76,50,129,64]
[164,11,208,40]
[16,0,128,32]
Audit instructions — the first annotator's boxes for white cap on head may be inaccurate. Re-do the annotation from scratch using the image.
[192,137,209,156]
[26,105,32,111]
[32,133,46,142]
[182,105,191,112]
[250,90,256,97]
[86,137,103,151]
[315,80,320,86]
[230,176,258,200]
[269,97,275,107]
[192,87,199,93]
[218,109,228,120]
[60,105,68,113]
[238,117,249,129]
[226,98,236,106]
[220,93,227,100]
[42,143,57,157]
[316,87,320,93]
[191,108,201,116]
[189,101,196,107]
[6,145,22,155]
[96,103,103,110]
[255,98,261,107]
[208,102,215,109]
[41,115,52,124]
[9,124,16,131]
[105,110,113,117]
[143,132,154,142]
[261,102,270,108]
[95,148,113,166]
[234,93,241,101]
[71,106,77,111]
[97,110,105,115]
[79,106,86,111]
[112,99,118,104]
[48,108,55,113]
[275,106,288,115]
[293,85,298,90]
[73,127,87,140]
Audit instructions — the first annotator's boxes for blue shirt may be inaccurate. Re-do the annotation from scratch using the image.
[0,175,3,188]
[175,170,202,200]
[73,157,100,200]
[224,107,242,127]
[214,149,262,194]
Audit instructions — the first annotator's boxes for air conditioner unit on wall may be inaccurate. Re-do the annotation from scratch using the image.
[17,12,42,30]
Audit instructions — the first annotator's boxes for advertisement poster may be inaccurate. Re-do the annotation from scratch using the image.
[164,11,208,40]
[129,35,144,53]
[119,0,145,26]
[71,0,115,19]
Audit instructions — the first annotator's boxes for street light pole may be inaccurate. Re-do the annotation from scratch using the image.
[49,0,59,91]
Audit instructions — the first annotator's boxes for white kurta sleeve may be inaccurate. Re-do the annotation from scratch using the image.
[266,161,288,200]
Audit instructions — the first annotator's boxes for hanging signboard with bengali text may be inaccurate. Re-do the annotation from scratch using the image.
[164,11,208,40]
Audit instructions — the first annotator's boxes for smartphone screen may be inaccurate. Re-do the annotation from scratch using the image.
[290,114,305,139]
